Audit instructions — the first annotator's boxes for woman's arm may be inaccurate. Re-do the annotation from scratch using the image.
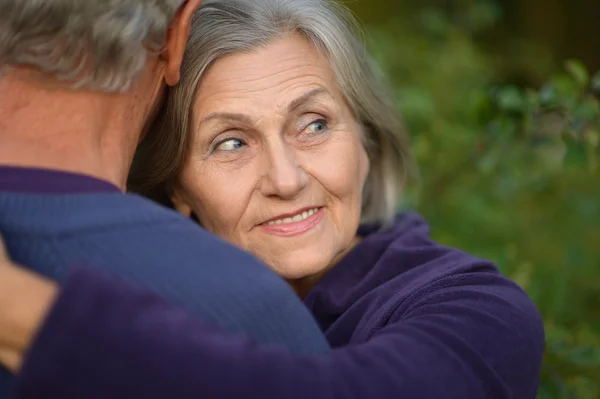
[4,265,545,398]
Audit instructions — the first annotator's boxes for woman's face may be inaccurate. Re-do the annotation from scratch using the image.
[172,34,369,289]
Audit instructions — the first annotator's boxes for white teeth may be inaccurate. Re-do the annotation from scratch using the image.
[266,208,319,226]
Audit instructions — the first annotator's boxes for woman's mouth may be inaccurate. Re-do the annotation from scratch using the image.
[260,207,324,237]
[264,208,320,226]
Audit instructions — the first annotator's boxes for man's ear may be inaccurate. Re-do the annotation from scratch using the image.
[163,0,202,86]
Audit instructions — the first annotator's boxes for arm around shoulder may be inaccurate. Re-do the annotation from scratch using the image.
[15,267,545,399]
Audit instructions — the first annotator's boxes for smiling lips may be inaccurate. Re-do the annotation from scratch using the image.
[260,207,324,237]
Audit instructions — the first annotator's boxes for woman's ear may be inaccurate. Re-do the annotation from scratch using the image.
[162,0,203,86]
[170,189,193,217]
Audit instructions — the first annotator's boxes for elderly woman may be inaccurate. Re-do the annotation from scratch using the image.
[129,0,409,299]
[0,0,544,398]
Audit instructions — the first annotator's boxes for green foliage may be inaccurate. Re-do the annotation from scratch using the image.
[362,2,600,397]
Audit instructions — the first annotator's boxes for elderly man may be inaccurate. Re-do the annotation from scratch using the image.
[0,0,328,396]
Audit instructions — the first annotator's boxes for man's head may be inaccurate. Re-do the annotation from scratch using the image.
[0,0,200,91]
[0,0,201,187]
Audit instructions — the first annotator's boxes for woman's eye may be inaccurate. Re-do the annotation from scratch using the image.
[215,138,245,152]
[305,119,328,134]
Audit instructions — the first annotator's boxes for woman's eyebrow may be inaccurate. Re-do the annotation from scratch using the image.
[287,88,331,112]
[199,112,253,126]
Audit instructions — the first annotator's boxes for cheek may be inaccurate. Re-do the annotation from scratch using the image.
[304,136,367,204]
[180,162,251,237]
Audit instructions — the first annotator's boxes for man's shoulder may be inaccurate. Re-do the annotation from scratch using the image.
[0,190,272,307]
[0,190,250,267]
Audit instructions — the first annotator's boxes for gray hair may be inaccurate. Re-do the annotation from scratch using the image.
[0,0,185,91]
[129,0,412,223]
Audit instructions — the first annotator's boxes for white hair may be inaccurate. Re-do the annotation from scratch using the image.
[130,0,412,223]
[0,0,185,91]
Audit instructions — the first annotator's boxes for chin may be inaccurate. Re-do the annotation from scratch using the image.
[264,255,331,281]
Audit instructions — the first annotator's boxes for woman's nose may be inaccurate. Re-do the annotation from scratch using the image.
[259,142,308,199]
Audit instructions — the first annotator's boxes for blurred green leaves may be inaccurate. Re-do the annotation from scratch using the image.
[363,2,600,397]
[591,72,600,93]
[566,59,590,88]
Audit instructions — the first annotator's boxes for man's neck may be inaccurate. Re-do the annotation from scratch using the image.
[0,71,147,190]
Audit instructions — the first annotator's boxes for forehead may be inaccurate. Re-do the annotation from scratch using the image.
[194,34,341,112]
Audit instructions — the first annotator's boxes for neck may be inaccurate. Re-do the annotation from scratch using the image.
[289,235,363,299]
[0,70,155,190]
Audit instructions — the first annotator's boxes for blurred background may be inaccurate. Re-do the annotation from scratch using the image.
[346,0,600,398]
